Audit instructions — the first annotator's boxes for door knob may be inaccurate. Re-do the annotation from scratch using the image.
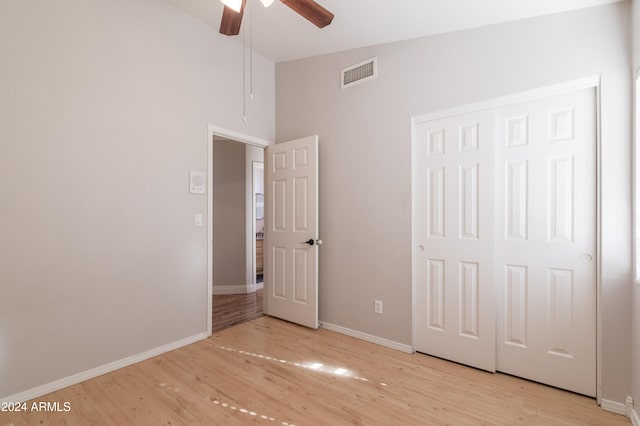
[302,239,315,246]
[580,253,593,263]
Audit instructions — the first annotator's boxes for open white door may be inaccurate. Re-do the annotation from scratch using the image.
[264,135,319,329]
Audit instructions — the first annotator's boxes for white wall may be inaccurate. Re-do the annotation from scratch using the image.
[276,3,632,403]
[213,139,247,289]
[634,279,640,421]
[634,0,640,73]
[0,0,274,399]
[632,0,640,418]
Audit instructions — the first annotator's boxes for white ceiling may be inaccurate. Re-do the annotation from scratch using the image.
[167,0,624,63]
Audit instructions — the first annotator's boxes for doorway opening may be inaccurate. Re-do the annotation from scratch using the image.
[207,125,270,335]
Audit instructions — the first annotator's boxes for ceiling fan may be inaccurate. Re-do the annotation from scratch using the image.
[219,0,334,36]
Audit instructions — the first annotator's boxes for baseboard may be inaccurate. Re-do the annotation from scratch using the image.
[601,398,627,416]
[0,332,208,404]
[631,408,640,426]
[319,322,413,354]
[213,284,255,295]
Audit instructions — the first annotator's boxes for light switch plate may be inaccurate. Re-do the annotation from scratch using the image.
[189,171,205,194]
[195,214,203,227]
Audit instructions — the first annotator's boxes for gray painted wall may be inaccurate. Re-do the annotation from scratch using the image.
[213,139,247,288]
[276,3,632,403]
[0,0,274,399]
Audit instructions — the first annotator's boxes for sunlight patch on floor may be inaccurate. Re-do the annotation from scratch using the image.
[210,398,297,426]
[157,382,297,424]
[217,345,389,387]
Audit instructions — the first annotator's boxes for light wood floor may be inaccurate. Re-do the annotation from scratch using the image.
[0,317,630,426]
[212,288,263,333]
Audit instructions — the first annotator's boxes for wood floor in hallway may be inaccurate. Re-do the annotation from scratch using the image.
[212,287,263,333]
[0,316,630,426]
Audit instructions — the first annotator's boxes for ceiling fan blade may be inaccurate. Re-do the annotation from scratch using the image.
[280,0,334,29]
[219,0,246,36]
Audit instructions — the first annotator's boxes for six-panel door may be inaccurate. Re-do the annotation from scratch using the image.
[414,110,496,372]
[494,88,596,396]
[265,135,319,329]
[414,87,596,396]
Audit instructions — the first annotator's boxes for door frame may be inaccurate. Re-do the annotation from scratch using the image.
[252,161,265,285]
[410,75,602,401]
[207,124,271,336]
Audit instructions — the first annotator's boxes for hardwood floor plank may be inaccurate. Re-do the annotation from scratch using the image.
[0,316,630,425]
[212,289,264,333]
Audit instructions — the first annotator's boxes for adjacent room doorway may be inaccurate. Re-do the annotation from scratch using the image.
[210,136,264,333]
[207,126,269,335]
[207,128,322,334]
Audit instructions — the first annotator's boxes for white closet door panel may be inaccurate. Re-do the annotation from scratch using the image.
[415,110,496,372]
[495,88,596,396]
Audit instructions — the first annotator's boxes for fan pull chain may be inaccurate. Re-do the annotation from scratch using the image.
[250,4,254,100]
[242,10,247,123]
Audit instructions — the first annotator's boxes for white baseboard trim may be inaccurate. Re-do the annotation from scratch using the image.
[630,408,640,426]
[319,322,413,354]
[213,284,255,295]
[0,332,208,404]
[601,399,627,416]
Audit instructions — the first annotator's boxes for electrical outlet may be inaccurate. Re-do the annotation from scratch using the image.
[374,300,383,314]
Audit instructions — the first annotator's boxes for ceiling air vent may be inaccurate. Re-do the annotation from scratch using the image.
[341,57,377,89]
